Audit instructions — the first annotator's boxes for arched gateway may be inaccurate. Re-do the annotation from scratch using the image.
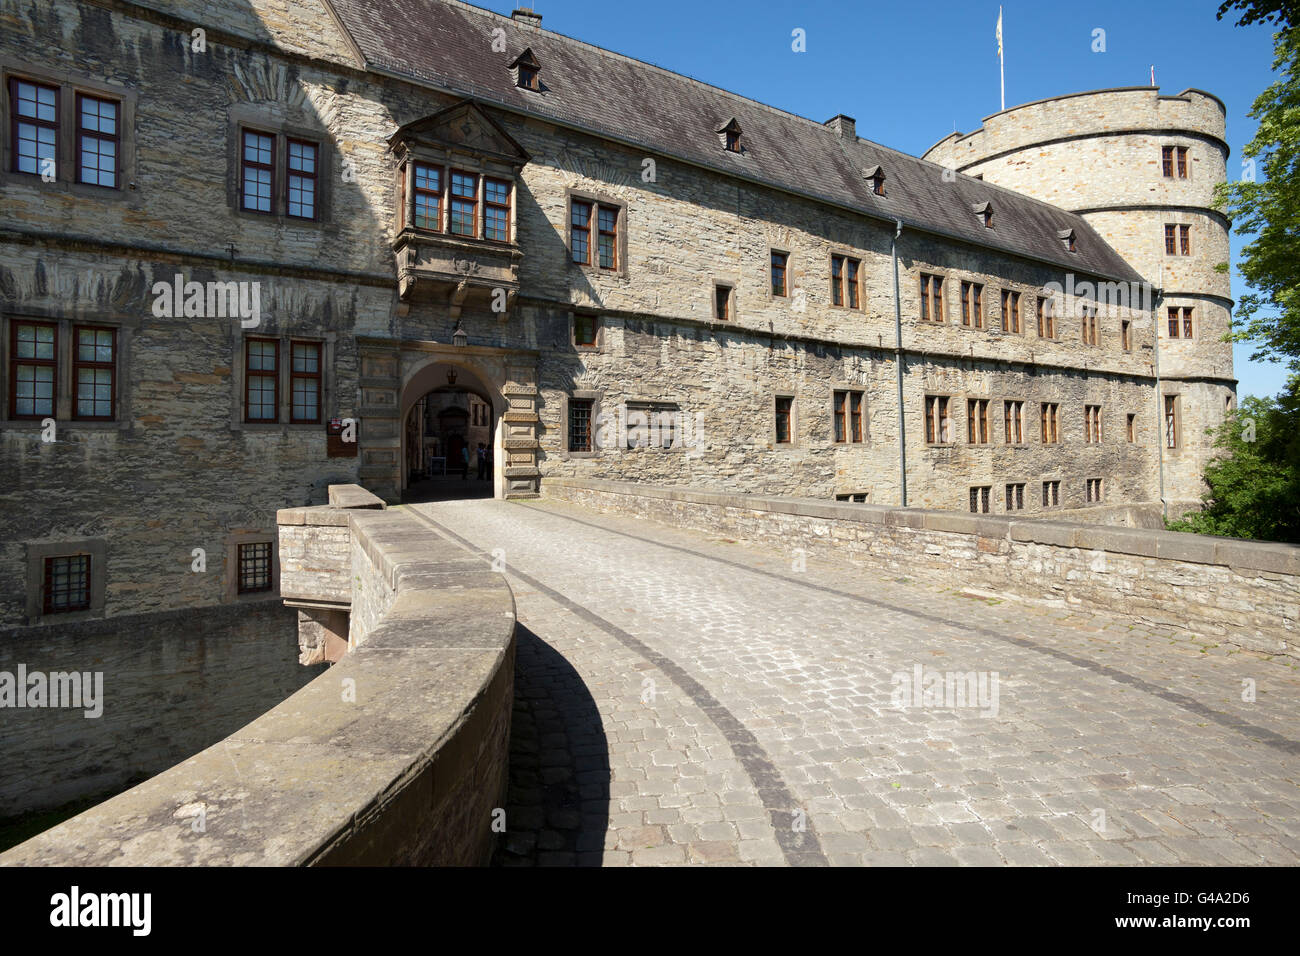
[355,337,540,502]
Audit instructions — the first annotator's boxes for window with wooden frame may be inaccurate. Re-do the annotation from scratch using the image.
[830,256,861,309]
[1164,223,1177,255]
[1162,145,1174,178]
[244,338,279,422]
[831,257,843,307]
[961,281,983,328]
[967,398,991,444]
[484,177,512,242]
[73,326,115,420]
[969,486,991,514]
[76,93,119,188]
[1084,404,1102,443]
[286,139,318,219]
[573,314,599,348]
[1040,402,1060,444]
[518,64,540,91]
[1000,289,1021,333]
[43,554,91,613]
[1042,480,1060,508]
[1003,400,1024,444]
[833,390,865,444]
[924,395,951,444]
[1165,223,1191,256]
[846,259,860,309]
[290,341,321,423]
[570,199,592,264]
[714,284,732,321]
[1180,224,1191,256]
[240,128,275,213]
[1127,413,1137,443]
[597,204,618,269]
[1080,305,1098,346]
[237,541,274,594]
[10,78,58,177]
[1163,145,1189,179]
[449,170,478,237]
[10,321,57,419]
[775,395,793,444]
[771,251,788,297]
[1167,306,1194,338]
[1036,296,1055,338]
[1121,320,1132,351]
[1176,146,1189,178]
[1165,395,1179,449]
[920,273,944,322]
[568,397,593,452]
[1085,477,1103,504]
[412,163,442,230]
[1005,482,1025,512]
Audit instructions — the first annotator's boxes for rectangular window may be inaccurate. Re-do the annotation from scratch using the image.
[241,129,275,213]
[76,93,119,188]
[1127,413,1137,443]
[43,554,90,613]
[568,397,593,452]
[1085,404,1102,443]
[714,285,731,321]
[450,170,477,237]
[1005,483,1025,512]
[1168,306,1195,338]
[1086,477,1104,504]
[1183,308,1194,338]
[969,486,991,514]
[775,396,793,444]
[1121,320,1132,351]
[484,177,512,242]
[1041,402,1060,444]
[290,341,321,423]
[1165,395,1179,449]
[245,338,279,422]
[1165,224,1177,255]
[1177,146,1188,178]
[833,390,865,444]
[1036,296,1055,338]
[570,199,592,264]
[961,281,983,328]
[1042,480,1060,508]
[925,395,951,444]
[1162,145,1174,178]
[597,204,618,269]
[831,256,844,307]
[1180,224,1191,256]
[286,139,318,219]
[237,542,273,594]
[1080,306,1098,346]
[413,163,442,230]
[967,398,991,445]
[73,326,115,420]
[10,78,58,177]
[573,314,599,348]
[920,273,944,322]
[847,259,860,309]
[626,402,679,450]
[1003,400,1024,444]
[1000,289,1021,333]
[771,251,788,297]
[11,321,57,419]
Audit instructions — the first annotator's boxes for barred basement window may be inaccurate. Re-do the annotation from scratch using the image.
[245,338,279,422]
[969,486,991,514]
[1040,402,1060,444]
[73,326,115,420]
[920,273,944,322]
[286,139,318,219]
[1085,477,1103,503]
[11,321,57,419]
[924,395,951,444]
[1005,482,1025,512]
[771,251,788,297]
[775,396,793,444]
[836,492,869,503]
[833,390,865,444]
[1084,404,1102,443]
[290,341,321,423]
[961,281,983,328]
[1042,480,1060,508]
[43,554,90,613]
[77,93,120,188]
[1036,296,1055,338]
[240,128,275,213]
[10,78,58,177]
[1003,400,1024,444]
[568,397,593,452]
[967,398,991,444]
[237,541,273,594]
[1000,289,1021,333]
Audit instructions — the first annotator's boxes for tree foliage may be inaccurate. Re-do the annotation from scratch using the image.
[1217,0,1295,28]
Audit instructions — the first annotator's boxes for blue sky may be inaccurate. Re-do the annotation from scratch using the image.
[483,0,1284,399]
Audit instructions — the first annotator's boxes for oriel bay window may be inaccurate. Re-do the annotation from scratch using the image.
[413,163,442,229]
[73,326,115,420]
[10,321,57,419]
[484,177,512,241]
[450,170,478,236]
[76,93,120,188]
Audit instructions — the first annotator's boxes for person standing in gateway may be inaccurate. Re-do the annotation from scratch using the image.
[476,442,488,481]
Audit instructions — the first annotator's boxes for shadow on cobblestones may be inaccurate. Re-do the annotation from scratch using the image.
[492,625,610,866]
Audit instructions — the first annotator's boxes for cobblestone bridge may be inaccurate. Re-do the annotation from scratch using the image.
[407,498,1300,867]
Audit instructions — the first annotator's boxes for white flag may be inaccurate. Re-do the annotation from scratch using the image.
[996,8,1003,57]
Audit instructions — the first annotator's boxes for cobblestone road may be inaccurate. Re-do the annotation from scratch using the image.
[408,498,1300,867]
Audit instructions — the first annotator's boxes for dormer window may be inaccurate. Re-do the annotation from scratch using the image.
[973,201,993,229]
[1058,228,1077,253]
[863,165,886,197]
[718,118,742,153]
[510,48,541,91]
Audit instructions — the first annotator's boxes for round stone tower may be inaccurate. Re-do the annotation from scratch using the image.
[924,87,1237,512]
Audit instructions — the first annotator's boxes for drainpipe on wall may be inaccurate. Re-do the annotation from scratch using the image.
[1153,268,1167,523]
[892,219,908,507]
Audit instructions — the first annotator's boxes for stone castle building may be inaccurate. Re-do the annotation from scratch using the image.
[0,0,1233,631]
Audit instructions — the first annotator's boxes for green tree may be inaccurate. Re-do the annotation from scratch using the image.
[1167,383,1300,542]
[1217,1,1294,28]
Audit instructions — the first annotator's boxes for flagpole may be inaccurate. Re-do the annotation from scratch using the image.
[998,6,1005,111]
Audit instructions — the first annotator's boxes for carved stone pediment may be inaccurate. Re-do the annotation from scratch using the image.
[389,100,530,166]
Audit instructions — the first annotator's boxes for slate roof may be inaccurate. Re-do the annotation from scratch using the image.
[324,0,1144,284]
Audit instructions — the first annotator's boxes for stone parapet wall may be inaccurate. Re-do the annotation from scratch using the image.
[544,478,1299,661]
[0,486,516,866]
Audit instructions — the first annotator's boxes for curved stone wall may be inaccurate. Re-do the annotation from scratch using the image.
[0,488,515,866]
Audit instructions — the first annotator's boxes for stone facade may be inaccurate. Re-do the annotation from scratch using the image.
[0,1,1231,632]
